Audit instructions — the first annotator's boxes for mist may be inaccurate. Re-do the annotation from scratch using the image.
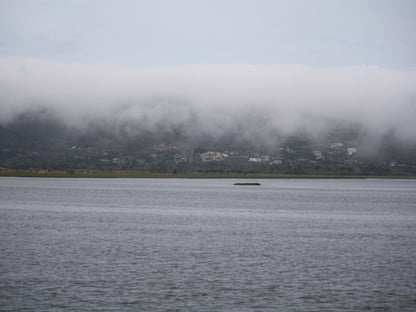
[1,57,415,145]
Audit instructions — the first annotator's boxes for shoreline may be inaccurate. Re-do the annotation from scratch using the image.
[1,169,415,179]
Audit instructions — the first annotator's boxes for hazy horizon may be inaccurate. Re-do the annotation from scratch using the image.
[1,57,415,146]
[1,0,415,146]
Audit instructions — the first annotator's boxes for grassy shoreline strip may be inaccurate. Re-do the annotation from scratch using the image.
[1,169,415,179]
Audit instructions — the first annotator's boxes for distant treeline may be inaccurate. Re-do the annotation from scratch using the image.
[1,110,416,177]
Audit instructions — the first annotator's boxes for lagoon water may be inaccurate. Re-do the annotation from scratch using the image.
[0,177,415,311]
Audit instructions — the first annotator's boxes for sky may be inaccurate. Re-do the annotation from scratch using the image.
[1,0,415,68]
[0,0,415,144]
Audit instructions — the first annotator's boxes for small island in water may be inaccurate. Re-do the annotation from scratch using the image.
[234,182,261,186]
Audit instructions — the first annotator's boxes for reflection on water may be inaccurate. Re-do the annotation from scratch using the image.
[1,178,415,311]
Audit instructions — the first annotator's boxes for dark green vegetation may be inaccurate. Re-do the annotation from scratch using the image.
[1,110,416,177]
[0,169,394,179]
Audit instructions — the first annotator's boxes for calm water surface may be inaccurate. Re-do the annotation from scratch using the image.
[0,177,415,311]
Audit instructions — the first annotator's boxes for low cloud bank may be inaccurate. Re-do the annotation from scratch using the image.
[1,57,415,144]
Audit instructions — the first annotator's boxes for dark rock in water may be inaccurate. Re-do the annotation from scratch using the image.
[234,182,261,186]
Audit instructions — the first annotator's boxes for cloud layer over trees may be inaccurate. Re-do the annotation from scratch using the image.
[1,57,415,144]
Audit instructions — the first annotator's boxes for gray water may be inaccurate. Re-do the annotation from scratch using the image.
[0,178,415,311]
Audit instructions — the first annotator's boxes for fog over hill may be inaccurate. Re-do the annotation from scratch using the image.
[1,57,415,149]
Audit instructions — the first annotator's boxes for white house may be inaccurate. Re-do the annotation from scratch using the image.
[347,147,357,156]
[201,151,228,162]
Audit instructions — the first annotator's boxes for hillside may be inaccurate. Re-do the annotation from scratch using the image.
[1,110,416,176]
